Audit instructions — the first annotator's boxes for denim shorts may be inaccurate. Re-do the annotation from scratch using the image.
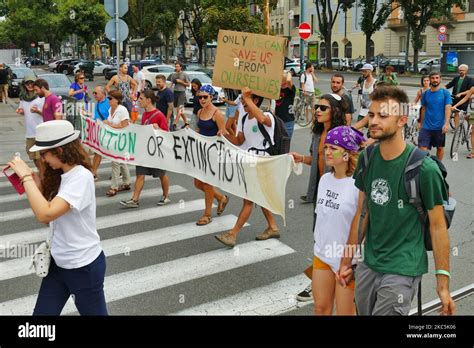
[418,128,445,149]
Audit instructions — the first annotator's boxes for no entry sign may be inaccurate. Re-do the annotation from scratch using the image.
[299,22,311,40]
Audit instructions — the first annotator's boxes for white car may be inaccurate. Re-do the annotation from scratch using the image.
[166,71,225,105]
[73,61,114,76]
[49,59,67,72]
[142,64,176,89]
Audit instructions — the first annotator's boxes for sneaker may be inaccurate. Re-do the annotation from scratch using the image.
[255,227,280,240]
[300,195,312,204]
[215,232,237,247]
[296,283,313,302]
[120,199,139,208]
[157,196,170,206]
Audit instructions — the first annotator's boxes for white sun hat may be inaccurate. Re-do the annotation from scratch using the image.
[30,120,80,152]
[361,63,374,71]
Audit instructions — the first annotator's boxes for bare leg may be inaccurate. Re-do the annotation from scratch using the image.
[132,175,145,201]
[261,207,278,231]
[202,183,215,217]
[335,283,356,315]
[436,147,444,161]
[160,175,169,198]
[92,154,102,176]
[312,268,336,315]
[228,199,254,237]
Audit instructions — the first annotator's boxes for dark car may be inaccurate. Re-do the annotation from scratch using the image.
[37,73,73,99]
[56,59,81,75]
[183,63,213,78]
[8,67,36,97]
[379,58,410,74]
[23,57,45,66]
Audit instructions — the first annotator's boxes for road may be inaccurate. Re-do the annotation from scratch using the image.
[0,70,472,315]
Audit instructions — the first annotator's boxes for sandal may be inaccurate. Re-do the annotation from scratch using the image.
[118,184,131,191]
[217,195,229,216]
[196,215,212,226]
[106,188,119,197]
[467,154,474,159]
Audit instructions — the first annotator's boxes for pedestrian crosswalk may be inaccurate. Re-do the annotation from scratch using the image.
[0,163,312,315]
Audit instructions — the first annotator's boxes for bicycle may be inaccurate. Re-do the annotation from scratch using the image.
[293,91,313,127]
[403,104,421,146]
[450,107,472,160]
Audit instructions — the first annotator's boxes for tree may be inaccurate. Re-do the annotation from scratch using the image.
[315,0,355,69]
[359,0,396,61]
[398,0,464,72]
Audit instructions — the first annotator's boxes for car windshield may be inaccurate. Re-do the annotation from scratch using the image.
[419,59,432,64]
[11,68,32,79]
[188,73,212,84]
[41,75,70,88]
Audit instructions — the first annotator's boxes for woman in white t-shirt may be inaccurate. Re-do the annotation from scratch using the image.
[7,120,107,315]
[312,125,365,315]
[103,90,132,197]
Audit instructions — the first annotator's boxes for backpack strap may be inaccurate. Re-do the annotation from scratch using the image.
[256,113,275,154]
[404,145,429,225]
[241,113,248,133]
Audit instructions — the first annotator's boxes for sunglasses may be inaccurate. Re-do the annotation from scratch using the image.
[78,77,85,80]
[93,92,98,95]
[198,95,209,100]
[107,97,114,100]
[39,150,50,159]
[315,104,330,111]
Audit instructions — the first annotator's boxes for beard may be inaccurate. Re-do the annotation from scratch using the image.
[369,126,397,141]
[430,82,440,87]
[331,87,342,94]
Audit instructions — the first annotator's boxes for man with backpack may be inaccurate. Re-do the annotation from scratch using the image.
[300,62,318,125]
[215,87,287,247]
[337,86,455,316]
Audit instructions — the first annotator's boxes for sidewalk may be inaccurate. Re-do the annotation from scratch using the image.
[0,102,31,166]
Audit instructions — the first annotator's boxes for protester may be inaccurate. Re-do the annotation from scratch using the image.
[353,64,376,130]
[378,65,399,86]
[216,87,278,247]
[337,86,455,316]
[446,64,472,129]
[16,74,45,175]
[0,63,10,104]
[103,90,132,196]
[275,71,296,140]
[194,85,229,225]
[32,79,63,122]
[312,126,365,315]
[7,120,107,315]
[170,61,190,128]
[300,62,318,124]
[69,72,88,104]
[105,63,137,114]
[419,72,451,160]
[132,64,146,96]
[291,93,347,301]
[222,88,239,120]
[414,75,430,104]
[330,74,354,125]
[190,78,203,128]
[120,90,170,208]
[89,86,110,179]
[155,74,174,127]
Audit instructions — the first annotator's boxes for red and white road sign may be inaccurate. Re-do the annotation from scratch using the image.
[438,25,447,34]
[299,22,311,40]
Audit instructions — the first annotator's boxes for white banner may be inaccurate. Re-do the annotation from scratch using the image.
[80,116,294,220]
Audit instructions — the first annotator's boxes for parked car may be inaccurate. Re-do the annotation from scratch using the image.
[49,59,68,72]
[127,60,161,76]
[284,57,301,76]
[166,71,225,106]
[23,57,44,66]
[141,64,176,89]
[73,60,114,76]
[189,57,199,63]
[379,58,410,74]
[105,68,117,80]
[183,63,213,78]
[319,58,349,71]
[36,73,74,99]
[408,58,440,75]
[56,59,81,75]
[8,67,36,97]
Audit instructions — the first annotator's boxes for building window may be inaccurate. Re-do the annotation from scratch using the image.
[294,15,300,28]
[467,32,474,41]
[399,36,406,53]
[294,0,299,7]
[345,41,352,58]
[332,42,339,57]
[320,43,326,59]
[469,0,474,12]
[421,35,427,52]
[281,24,284,35]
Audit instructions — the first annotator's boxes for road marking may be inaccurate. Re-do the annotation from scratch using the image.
[175,274,312,315]
[0,239,295,315]
[0,199,213,253]
[0,215,243,281]
[0,185,187,222]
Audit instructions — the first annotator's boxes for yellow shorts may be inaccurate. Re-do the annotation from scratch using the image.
[313,256,355,290]
[26,138,40,161]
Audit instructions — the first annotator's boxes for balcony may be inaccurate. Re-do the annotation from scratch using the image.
[386,17,408,31]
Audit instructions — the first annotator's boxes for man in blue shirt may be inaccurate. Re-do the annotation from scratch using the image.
[419,72,451,160]
[91,86,110,179]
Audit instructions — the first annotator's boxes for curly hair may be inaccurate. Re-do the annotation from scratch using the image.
[42,140,92,201]
[312,94,347,135]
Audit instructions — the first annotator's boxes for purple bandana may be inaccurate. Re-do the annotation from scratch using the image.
[325,126,366,152]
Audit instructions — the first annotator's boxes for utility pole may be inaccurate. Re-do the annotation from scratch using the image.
[300,0,305,61]
[115,0,120,70]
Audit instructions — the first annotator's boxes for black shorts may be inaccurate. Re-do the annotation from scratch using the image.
[136,165,166,178]
[418,128,446,149]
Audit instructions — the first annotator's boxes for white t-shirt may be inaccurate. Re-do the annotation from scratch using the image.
[300,72,315,93]
[238,112,275,155]
[51,165,102,269]
[108,104,130,125]
[20,97,44,138]
[359,78,377,116]
[133,71,145,90]
[314,173,359,273]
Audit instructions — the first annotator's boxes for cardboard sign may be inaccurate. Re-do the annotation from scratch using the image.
[212,30,287,100]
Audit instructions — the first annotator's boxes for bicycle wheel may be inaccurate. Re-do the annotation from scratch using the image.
[296,104,312,127]
[449,112,456,130]
[450,124,463,159]
[466,125,472,152]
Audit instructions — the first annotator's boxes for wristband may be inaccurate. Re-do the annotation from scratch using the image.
[22,178,33,184]
[21,174,32,183]
[302,155,305,163]
[435,270,451,278]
